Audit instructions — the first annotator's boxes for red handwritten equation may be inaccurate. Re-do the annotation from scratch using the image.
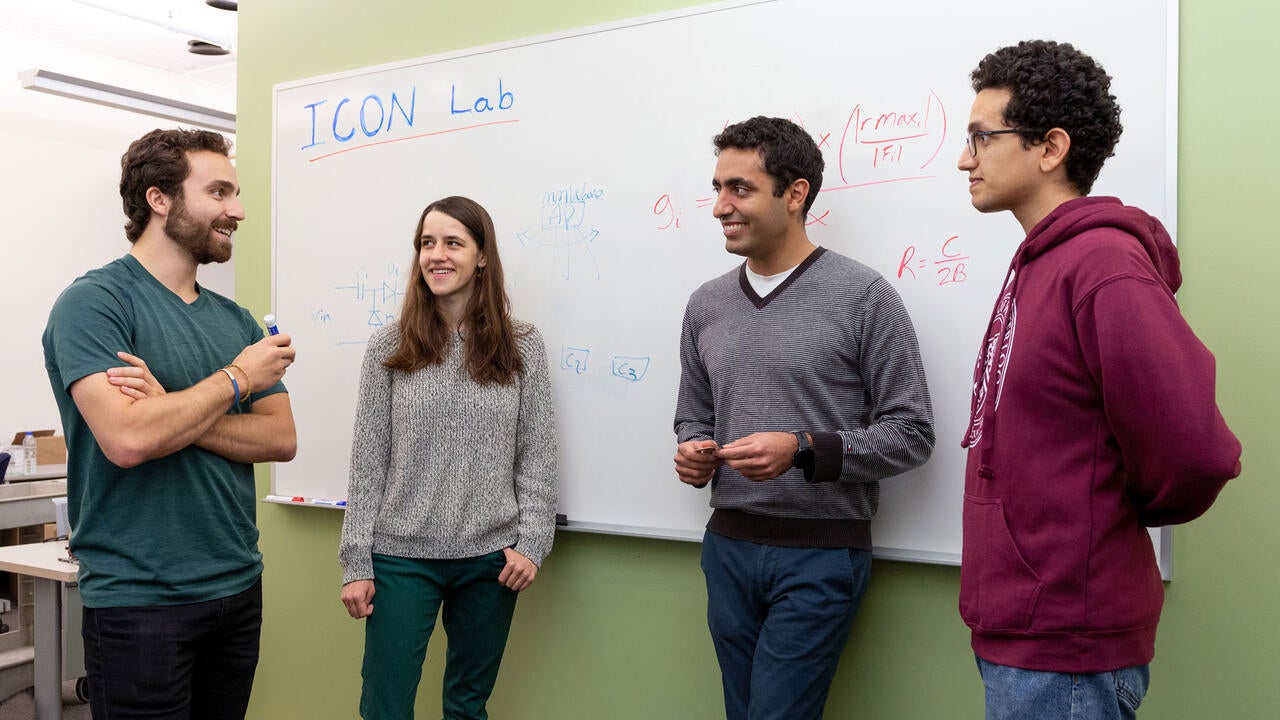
[898,235,969,287]
[837,90,947,180]
[651,92,947,230]
[652,193,698,231]
[652,192,828,230]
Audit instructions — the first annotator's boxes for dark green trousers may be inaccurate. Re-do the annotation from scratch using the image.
[360,552,517,720]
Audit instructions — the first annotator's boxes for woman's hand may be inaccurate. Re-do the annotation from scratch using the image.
[341,579,376,618]
[499,547,538,591]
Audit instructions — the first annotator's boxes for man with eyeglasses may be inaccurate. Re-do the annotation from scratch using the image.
[956,40,1241,719]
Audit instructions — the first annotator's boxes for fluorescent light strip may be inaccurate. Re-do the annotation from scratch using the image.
[18,68,235,133]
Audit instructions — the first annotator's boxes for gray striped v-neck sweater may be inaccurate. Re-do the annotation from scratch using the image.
[675,247,934,548]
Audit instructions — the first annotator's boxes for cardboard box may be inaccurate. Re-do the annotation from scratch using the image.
[36,436,66,465]
[7,431,67,465]
[9,430,54,445]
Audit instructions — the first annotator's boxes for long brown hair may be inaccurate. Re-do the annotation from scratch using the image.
[384,196,526,384]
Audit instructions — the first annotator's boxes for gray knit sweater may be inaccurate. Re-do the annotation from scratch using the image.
[339,324,558,584]
[674,247,934,543]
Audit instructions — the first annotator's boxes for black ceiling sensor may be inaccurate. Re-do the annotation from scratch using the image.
[206,0,238,10]
[188,39,230,56]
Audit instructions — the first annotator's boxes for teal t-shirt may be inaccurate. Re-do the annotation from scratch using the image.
[42,254,285,607]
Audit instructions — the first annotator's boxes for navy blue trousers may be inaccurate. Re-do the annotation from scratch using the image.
[702,531,871,720]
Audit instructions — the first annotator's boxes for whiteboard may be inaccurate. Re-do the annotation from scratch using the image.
[271,0,1176,568]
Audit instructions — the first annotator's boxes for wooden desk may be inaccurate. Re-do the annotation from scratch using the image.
[0,542,77,720]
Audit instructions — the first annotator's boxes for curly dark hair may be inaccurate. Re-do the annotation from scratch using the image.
[120,128,233,242]
[971,40,1122,195]
[714,116,824,214]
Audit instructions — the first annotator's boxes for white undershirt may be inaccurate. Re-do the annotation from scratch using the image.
[745,263,799,297]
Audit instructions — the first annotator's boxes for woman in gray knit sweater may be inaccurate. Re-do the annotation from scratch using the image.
[338,196,558,720]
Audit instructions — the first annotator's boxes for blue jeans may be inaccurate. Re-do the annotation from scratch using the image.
[976,656,1150,720]
[82,579,263,720]
[701,531,871,720]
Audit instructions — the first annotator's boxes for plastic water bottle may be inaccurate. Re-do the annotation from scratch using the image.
[21,432,37,475]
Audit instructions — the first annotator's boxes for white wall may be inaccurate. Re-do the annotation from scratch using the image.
[0,26,236,442]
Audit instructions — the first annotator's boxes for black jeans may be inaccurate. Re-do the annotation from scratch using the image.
[82,579,263,720]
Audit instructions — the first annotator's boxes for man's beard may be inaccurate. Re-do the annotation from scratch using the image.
[165,197,235,264]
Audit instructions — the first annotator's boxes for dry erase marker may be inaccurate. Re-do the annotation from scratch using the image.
[264,314,280,335]
[313,499,347,507]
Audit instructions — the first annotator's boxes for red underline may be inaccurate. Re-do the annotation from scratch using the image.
[307,119,522,162]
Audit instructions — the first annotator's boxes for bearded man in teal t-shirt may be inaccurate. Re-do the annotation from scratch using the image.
[42,128,298,719]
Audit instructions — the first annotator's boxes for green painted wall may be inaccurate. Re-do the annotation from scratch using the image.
[234,2,1279,717]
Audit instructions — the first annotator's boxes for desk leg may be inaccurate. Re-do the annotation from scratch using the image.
[33,578,63,720]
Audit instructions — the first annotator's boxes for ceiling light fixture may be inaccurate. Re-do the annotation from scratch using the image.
[188,40,230,56]
[18,69,236,133]
[73,0,237,53]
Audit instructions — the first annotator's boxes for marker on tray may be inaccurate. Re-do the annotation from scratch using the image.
[264,314,280,336]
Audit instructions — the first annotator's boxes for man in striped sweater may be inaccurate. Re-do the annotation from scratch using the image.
[673,116,935,719]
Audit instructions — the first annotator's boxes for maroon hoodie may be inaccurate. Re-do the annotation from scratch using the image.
[959,196,1241,672]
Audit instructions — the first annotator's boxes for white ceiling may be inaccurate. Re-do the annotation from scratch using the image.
[2,0,237,107]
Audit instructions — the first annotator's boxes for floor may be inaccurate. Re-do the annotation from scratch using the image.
[0,680,89,719]
[0,581,88,718]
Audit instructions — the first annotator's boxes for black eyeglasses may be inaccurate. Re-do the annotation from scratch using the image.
[964,129,1039,158]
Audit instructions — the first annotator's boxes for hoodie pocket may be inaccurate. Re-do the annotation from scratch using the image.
[961,495,1043,631]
